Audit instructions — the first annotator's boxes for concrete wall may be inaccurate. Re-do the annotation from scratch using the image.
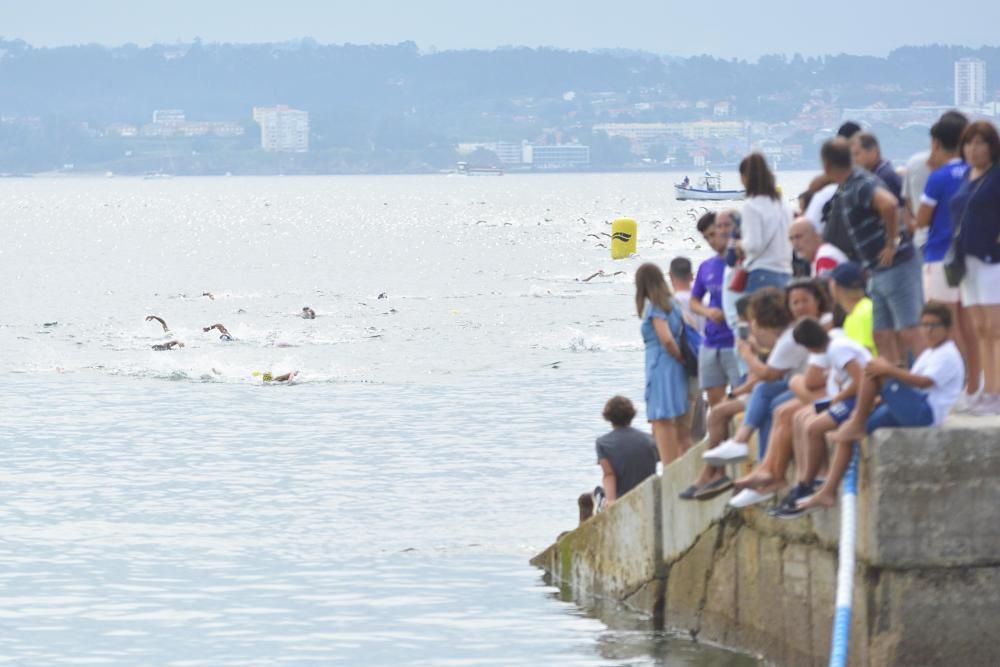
[530,472,662,610]
[532,419,1000,666]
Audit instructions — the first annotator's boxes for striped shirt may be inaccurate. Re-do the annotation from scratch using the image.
[831,168,912,272]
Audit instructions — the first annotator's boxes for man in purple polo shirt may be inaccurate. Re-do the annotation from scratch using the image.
[689,212,740,407]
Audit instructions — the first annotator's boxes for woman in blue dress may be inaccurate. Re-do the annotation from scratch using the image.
[635,263,690,466]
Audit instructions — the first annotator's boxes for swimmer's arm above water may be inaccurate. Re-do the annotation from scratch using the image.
[202,323,231,337]
[145,315,169,332]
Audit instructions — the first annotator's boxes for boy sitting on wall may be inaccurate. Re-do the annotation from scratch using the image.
[579,396,658,521]
[798,303,964,511]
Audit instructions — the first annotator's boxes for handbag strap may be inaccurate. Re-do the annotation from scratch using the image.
[953,165,992,238]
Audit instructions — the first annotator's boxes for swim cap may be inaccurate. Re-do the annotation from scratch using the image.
[262,372,273,382]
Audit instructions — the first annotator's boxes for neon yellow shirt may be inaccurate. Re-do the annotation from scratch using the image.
[844,298,876,355]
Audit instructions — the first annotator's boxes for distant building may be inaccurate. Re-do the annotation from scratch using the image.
[136,110,245,138]
[525,144,590,168]
[152,109,186,126]
[493,142,524,165]
[252,105,309,152]
[955,58,987,108]
[593,121,746,154]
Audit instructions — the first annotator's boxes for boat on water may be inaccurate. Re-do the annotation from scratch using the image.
[454,161,504,176]
[674,170,745,201]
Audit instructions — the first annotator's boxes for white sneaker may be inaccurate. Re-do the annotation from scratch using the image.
[970,394,1000,417]
[728,488,775,508]
[703,439,749,466]
[952,393,980,414]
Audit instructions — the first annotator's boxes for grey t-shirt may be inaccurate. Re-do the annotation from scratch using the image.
[596,426,658,498]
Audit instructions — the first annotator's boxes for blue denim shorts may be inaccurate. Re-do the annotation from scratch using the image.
[869,253,923,332]
[827,397,857,425]
[865,381,934,433]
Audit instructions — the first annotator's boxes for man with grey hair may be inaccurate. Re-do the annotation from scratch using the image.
[788,218,848,278]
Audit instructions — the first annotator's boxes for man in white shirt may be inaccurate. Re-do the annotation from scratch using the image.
[799,302,964,511]
[802,182,839,233]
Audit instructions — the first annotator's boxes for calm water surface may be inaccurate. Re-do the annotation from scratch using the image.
[0,173,811,665]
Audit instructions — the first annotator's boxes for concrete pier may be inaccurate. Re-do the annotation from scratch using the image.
[531,417,1000,666]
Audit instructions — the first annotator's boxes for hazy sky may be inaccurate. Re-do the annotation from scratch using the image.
[3,0,999,59]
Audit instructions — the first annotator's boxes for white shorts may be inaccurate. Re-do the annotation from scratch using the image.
[961,256,1000,306]
[923,261,960,304]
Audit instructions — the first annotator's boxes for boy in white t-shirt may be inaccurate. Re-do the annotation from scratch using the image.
[799,303,965,511]
[770,319,871,518]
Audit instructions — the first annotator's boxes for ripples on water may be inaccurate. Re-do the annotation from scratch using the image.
[0,174,802,665]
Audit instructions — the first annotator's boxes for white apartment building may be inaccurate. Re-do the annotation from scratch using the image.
[152,109,186,125]
[525,144,590,168]
[252,105,310,152]
[955,58,987,108]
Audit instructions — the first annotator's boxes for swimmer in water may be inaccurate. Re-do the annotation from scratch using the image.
[145,315,169,332]
[151,340,184,351]
[202,323,234,341]
[302,307,316,319]
[253,370,299,383]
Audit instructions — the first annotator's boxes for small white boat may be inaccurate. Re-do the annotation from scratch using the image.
[675,171,745,201]
[455,161,504,176]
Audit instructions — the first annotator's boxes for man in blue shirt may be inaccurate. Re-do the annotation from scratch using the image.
[917,111,979,402]
[852,132,903,200]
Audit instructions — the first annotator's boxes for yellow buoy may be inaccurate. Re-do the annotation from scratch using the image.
[611,218,637,259]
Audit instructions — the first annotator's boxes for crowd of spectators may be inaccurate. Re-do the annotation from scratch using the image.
[585,111,999,517]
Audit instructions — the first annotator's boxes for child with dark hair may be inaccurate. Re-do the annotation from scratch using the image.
[583,396,657,515]
[767,318,870,518]
[798,303,965,511]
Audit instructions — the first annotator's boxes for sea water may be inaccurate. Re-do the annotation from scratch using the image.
[0,173,810,665]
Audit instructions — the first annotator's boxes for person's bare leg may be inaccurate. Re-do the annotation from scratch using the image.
[687,395,734,488]
[985,305,1000,396]
[656,419,683,465]
[735,398,798,490]
[732,423,754,443]
[803,412,838,484]
[955,303,980,394]
[677,409,692,455]
[707,399,742,447]
[969,306,995,394]
[874,328,900,366]
[830,375,881,444]
[792,404,820,482]
[798,436,855,509]
[653,419,682,467]
[705,386,727,408]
